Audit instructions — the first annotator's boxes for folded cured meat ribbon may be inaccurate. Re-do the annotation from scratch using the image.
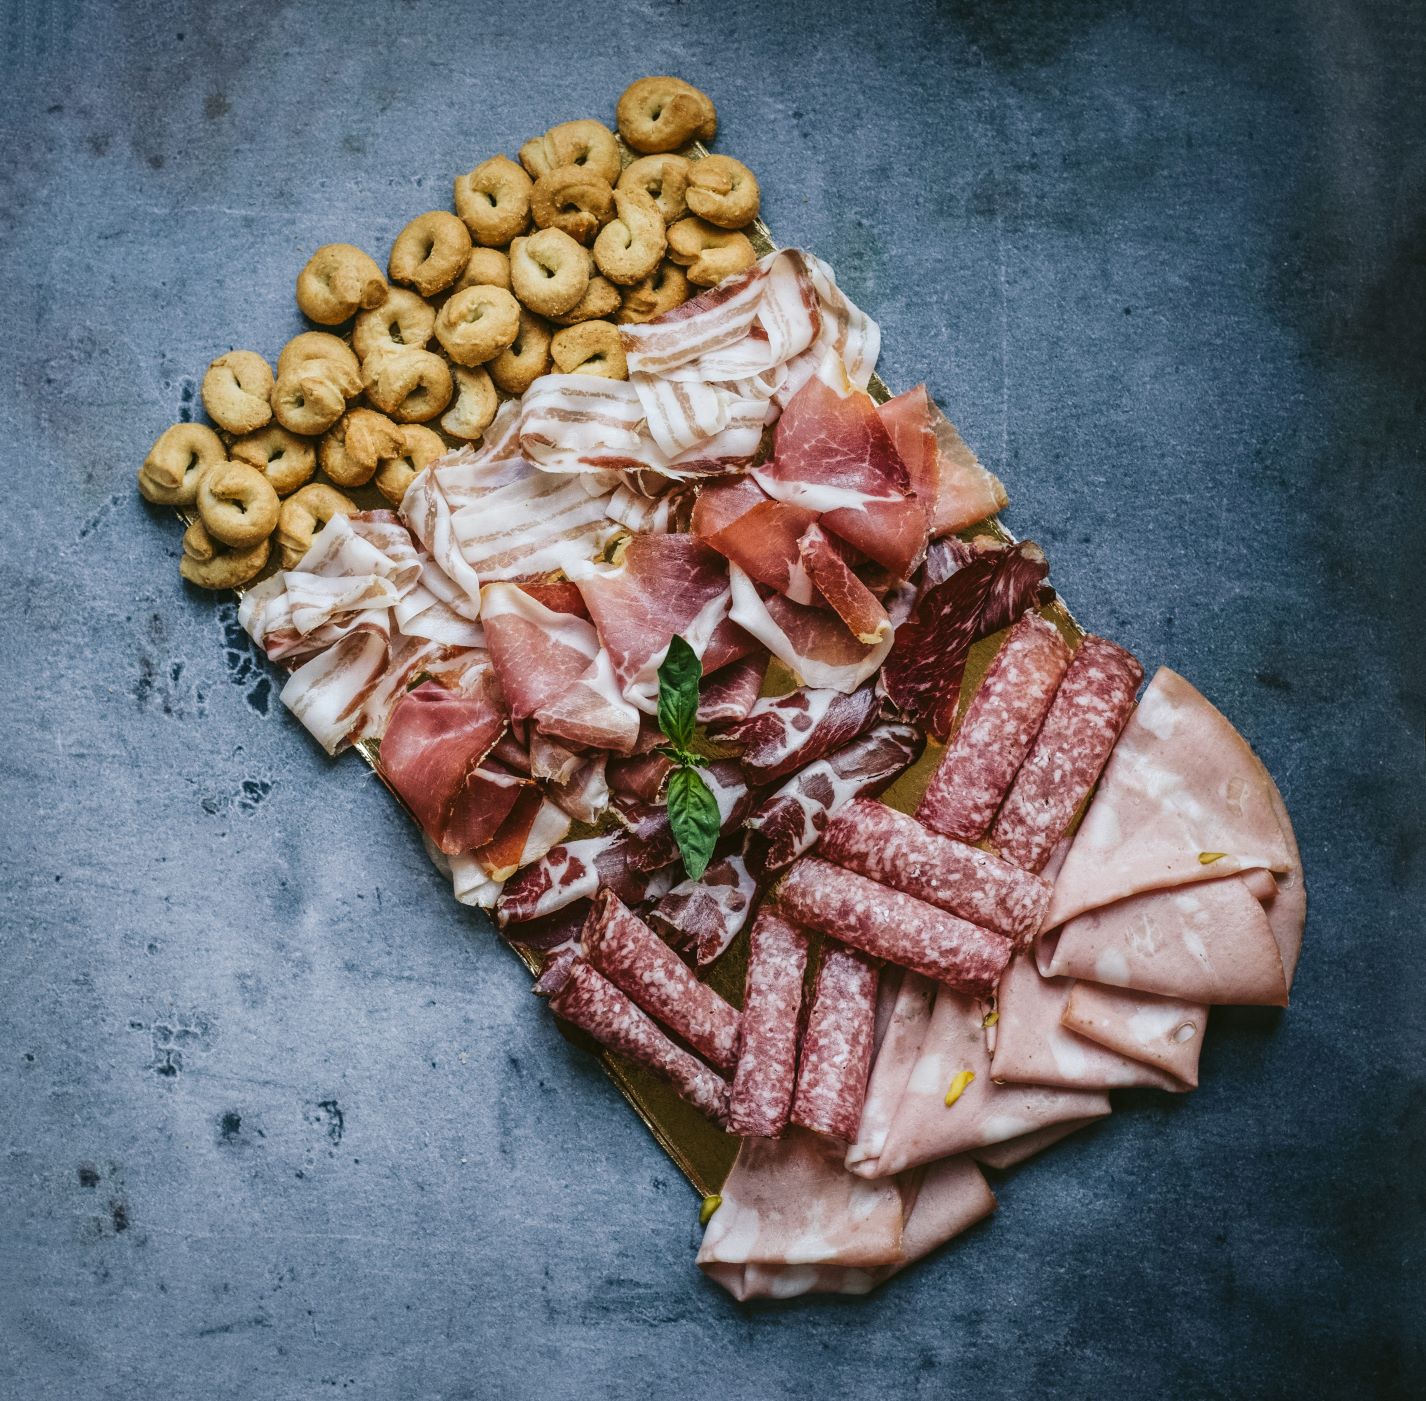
[915,612,1072,843]
[971,1121,1098,1171]
[988,634,1144,873]
[728,910,812,1138]
[648,854,758,968]
[776,858,1012,999]
[845,972,937,1174]
[1060,980,1207,1089]
[717,682,880,785]
[789,944,879,1142]
[542,959,729,1125]
[580,890,741,1074]
[817,799,1053,941]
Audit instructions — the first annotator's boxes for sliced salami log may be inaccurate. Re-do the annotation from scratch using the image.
[543,959,729,1125]
[728,910,812,1138]
[789,944,879,1142]
[581,890,742,1074]
[915,612,1071,843]
[818,800,1052,941]
[776,858,1012,999]
[989,634,1144,872]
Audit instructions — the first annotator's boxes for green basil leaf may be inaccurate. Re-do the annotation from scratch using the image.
[657,634,702,752]
[667,765,720,882]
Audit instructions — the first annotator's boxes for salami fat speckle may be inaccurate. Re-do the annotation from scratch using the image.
[818,799,1052,941]
[989,634,1144,872]
[790,944,879,1142]
[777,858,1012,999]
[728,910,812,1138]
[915,611,1071,842]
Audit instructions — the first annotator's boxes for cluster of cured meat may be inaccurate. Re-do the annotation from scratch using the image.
[237,243,1305,1302]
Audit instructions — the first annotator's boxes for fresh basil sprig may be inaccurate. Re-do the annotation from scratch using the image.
[656,635,719,881]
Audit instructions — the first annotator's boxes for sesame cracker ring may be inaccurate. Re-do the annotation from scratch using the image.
[686,155,760,229]
[530,165,615,246]
[318,408,405,488]
[276,483,357,567]
[617,154,691,224]
[455,154,533,248]
[616,77,717,154]
[353,287,436,361]
[229,424,316,497]
[550,320,627,380]
[276,332,363,398]
[196,460,280,549]
[201,350,274,435]
[360,345,453,422]
[441,366,499,441]
[137,422,225,505]
[434,284,522,366]
[617,260,691,323]
[295,243,388,324]
[179,519,270,590]
[519,119,622,186]
[509,229,591,317]
[594,188,667,286]
[666,217,757,286]
[489,308,552,395]
[389,211,473,298]
[374,424,445,506]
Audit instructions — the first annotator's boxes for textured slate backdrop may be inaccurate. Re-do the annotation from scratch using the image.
[2,0,1422,1397]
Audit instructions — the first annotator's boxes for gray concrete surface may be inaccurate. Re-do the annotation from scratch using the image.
[2,0,1423,1396]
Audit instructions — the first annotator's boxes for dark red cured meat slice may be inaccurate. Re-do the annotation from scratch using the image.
[606,750,674,804]
[744,722,922,881]
[789,944,879,1142]
[543,959,729,1124]
[504,900,590,957]
[989,635,1144,872]
[717,682,880,785]
[728,909,812,1138]
[518,579,590,620]
[697,653,768,726]
[648,854,758,967]
[617,760,755,873]
[915,611,1073,842]
[581,890,742,1073]
[775,858,1013,999]
[498,832,658,925]
[883,539,1051,741]
[798,523,891,645]
[817,800,1054,941]
[694,477,819,599]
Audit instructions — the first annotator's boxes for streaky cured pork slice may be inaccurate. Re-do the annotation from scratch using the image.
[352,634,451,743]
[605,478,680,534]
[988,953,1189,1092]
[580,890,742,1074]
[729,565,893,694]
[790,945,879,1142]
[278,618,393,755]
[990,635,1144,873]
[798,523,892,644]
[861,985,1111,1178]
[846,973,937,1175]
[744,723,923,879]
[517,375,652,480]
[776,859,1012,999]
[728,909,812,1138]
[818,800,1053,941]
[694,477,818,603]
[648,854,758,967]
[916,612,1073,842]
[717,682,880,785]
[696,653,767,726]
[1060,981,1207,1089]
[881,538,1051,741]
[543,958,729,1124]
[629,372,771,465]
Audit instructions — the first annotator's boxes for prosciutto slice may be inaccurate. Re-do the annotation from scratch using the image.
[798,523,892,644]
[717,682,880,785]
[647,854,758,967]
[693,477,818,603]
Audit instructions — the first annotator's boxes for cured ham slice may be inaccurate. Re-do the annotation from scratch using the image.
[580,891,742,1074]
[916,612,1072,842]
[798,523,892,644]
[718,682,880,785]
[693,477,818,603]
[696,653,766,726]
[818,800,1053,941]
[776,859,1012,999]
[846,973,937,1175]
[743,722,922,879]
[471,791,572,882]
[546,751,610,825]
[1060,981,1207,1089]
[728,909,811,1138]
[989,635,1144,873]
[790,945,879,1141]
[648,854,758,967]
[542,958,729,1124]
[605,748,673,805]
[352,634,451,743]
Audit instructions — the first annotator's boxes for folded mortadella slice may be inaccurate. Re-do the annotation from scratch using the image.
[790,944,879,1141]
[915,612,1072,842]
[845,972,937,1173]
[818,799,1053,941]
[776,858,1012,998]
[1060,981,1208,1089]
[989,635,1144,872]
[972,1120,1102,1171]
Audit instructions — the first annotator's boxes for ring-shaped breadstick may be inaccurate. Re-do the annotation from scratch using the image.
[440,366,499,440]
[666,217,757,286]
[296,243,388,324]
[434,284,522,366]
[618,154,691,224]
[455,247,512,293]
[454,155,533,247]
[374,424,445,506]
[201,350,273,434]
[179,519,271,590]
[548,275,623,326]
[489,309,552,395]
[616,77,717,154]
[196,460,280,548]
[361,346,453,422]
[509,229,591,317]
[137,422,225,505]
[686,155,761,229]
[230,424,316,496]
[271,364,347,435]
[593,188,667,286]
[319,408,405,488]
[550,320,627,380]
[353,287,436,361]
[389,211,473,297]
[617,261,691,323]
[530,165,615,246]
[276,332,362,398]
[519,119,622,185]
[277,483,357,567]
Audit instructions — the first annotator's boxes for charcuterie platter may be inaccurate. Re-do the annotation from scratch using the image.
[136,76,1306,1300]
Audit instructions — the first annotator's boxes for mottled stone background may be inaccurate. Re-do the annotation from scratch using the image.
[1,0,1422,1397]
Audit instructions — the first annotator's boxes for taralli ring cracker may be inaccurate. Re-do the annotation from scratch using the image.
[389,210,473,297]
[353,287,436,361]
[433,284,522,366]
[360,345,453,422]
[201,351,274,435]
[275,483,356,567]
[178,519,270,590]
[271,364,348,436]
[548,275,622,326]
[550,319,628,379]
[593,188,667,286]
[616,261,690,323]
[229,424,316,497]
[454,154,533,248]
[616,76,717,153]
[440,365,499,440]
[666,217,757,285]
[488,308,552,395]
[295,243,388,324]
[519,119,622,185]
[318,407,405,488]
[618,154,691,223]
[276,332,362,399]
[374,424,444,506]
[455,247,512,292]
[195,460,280,549]
[509,229,590,317]
[686,155,760,229]
[530,165,615,246]
[137,422,225,505]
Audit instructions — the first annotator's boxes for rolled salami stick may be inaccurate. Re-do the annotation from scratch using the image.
[790,944,879,1142]
[818,799,1052,941]
[989,635,1144,873]
[729,910,812,1138]
[916,612,1072,842]
[776,858,1012,999]
[581,889,742,1074]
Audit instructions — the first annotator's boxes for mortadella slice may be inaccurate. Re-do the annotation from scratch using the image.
[845,972,937,1173]
[790,945,880,1142]
[1060,981,1208,1089]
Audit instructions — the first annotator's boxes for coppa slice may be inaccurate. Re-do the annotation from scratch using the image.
[790,945,879,1142]
[717,682,880,785]
[648,854,758,967]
